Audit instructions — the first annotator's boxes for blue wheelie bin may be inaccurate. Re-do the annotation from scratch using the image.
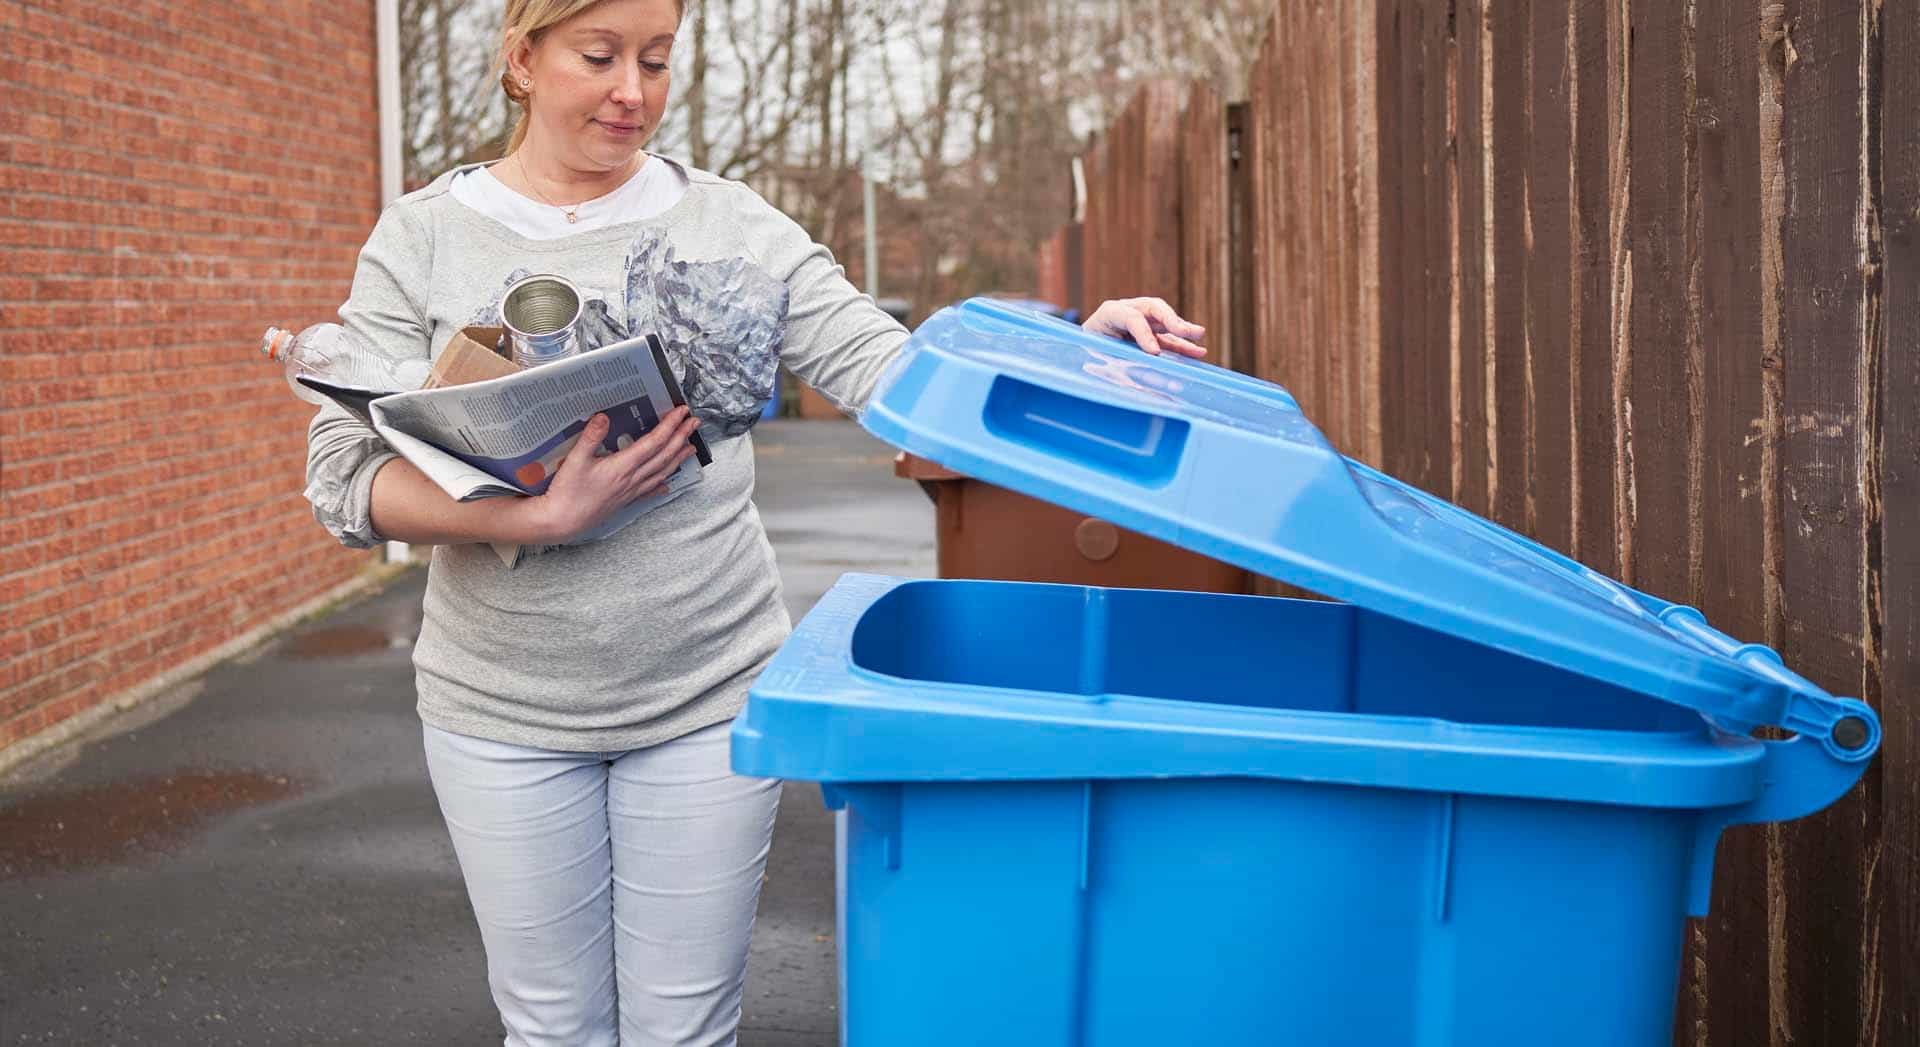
[731,298,1880,1047]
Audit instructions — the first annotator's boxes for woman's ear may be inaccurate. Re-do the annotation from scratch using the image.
[504,33,535,88]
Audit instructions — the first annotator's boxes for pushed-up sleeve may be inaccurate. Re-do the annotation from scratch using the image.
[739,193,909,416]
[304,205,432,548]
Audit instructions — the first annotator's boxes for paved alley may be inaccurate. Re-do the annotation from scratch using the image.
[0,419,933,1047]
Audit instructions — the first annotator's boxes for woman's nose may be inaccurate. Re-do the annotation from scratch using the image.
[611,65,645,107]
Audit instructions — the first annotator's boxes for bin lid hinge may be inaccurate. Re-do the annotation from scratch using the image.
[1655,605,1878,761]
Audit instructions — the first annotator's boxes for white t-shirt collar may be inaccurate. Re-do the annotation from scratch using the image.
[450,155,689,240]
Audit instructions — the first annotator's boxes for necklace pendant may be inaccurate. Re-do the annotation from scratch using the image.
[565,211,578,223]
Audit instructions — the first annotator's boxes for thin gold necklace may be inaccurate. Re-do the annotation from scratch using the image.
[516,154,581,224]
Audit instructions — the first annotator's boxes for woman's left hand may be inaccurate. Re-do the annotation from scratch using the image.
[1082,297,1208,358]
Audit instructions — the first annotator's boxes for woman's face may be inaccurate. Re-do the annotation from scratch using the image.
[510,0,680,173]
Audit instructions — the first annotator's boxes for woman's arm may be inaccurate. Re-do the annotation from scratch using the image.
[305,205,436,548]
[366,457,549,547]
[737,197,909,415]
[366,408,702,547]
[743,198,1208,416]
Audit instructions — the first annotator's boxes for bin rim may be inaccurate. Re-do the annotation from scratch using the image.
[857,297,1881,765]
[735,573,1772,810]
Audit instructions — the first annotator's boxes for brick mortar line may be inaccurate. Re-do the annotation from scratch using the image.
[8,5,371,99]
[0,497,312,574]
[17,542,331,665]
[0,495,317,586]
[2,194,376,223]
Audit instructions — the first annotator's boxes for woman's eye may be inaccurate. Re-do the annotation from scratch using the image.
[583,53,615,66]
[642,61,669,74]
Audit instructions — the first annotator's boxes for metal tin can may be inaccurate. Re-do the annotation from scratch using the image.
[501,274,584,367]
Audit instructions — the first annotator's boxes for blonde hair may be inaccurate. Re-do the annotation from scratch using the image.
[498,0,685,155]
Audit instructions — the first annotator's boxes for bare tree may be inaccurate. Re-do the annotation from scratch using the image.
[401,0,513,187]
[395,0,1273,307]
[653,0,871,190]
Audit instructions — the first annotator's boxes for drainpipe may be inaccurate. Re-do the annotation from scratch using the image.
[376,0,411,565]
[861,96,878,300]
[1071,155,1087,224]
[862,169,877,299]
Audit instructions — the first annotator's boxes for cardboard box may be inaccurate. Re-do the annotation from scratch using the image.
[423,325,522,389]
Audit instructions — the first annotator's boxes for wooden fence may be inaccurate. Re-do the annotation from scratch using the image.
[1059,1,1916,1042]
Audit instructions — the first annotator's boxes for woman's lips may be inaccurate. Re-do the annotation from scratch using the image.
[596,119,641,135]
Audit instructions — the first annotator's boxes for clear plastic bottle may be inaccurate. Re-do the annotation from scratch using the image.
[260,323,431,404]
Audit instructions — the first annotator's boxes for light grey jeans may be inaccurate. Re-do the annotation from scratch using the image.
[422,720,781,1047]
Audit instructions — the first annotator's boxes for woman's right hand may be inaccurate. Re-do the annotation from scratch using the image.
[528,406,701,545]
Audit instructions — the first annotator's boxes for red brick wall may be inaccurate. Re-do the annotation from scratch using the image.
[0,0,383,750]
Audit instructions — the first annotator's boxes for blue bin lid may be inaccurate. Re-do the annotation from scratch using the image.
[860,298,1879,761]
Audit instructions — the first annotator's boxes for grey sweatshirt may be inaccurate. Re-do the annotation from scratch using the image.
[305,160,907,752]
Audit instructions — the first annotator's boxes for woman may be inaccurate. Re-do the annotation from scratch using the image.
[306,0,1206,1043]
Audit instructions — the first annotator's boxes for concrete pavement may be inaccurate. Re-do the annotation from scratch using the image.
[0,419,934,1046]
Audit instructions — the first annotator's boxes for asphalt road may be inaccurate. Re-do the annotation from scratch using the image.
[0,419,934,1046]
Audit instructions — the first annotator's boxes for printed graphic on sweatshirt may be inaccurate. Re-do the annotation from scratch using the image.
[623,231,789,438]
[467,238,789,440]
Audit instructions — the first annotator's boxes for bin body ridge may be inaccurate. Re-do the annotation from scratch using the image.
[832,778,1695,1046]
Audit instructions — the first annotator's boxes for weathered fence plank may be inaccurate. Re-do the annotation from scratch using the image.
[1489,0,1531,531]
[1880,8,1920,1043]
[1456,0,1492,512]
[1778,0,1877,1042]
[1684,0,1775,1043]
[1625,0,1696,608]
[1573,0,1623,579]
[1525,0,1576,555]
[1179,82,1231,371]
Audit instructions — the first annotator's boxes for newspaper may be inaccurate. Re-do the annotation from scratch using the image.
[303,332,709,569]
